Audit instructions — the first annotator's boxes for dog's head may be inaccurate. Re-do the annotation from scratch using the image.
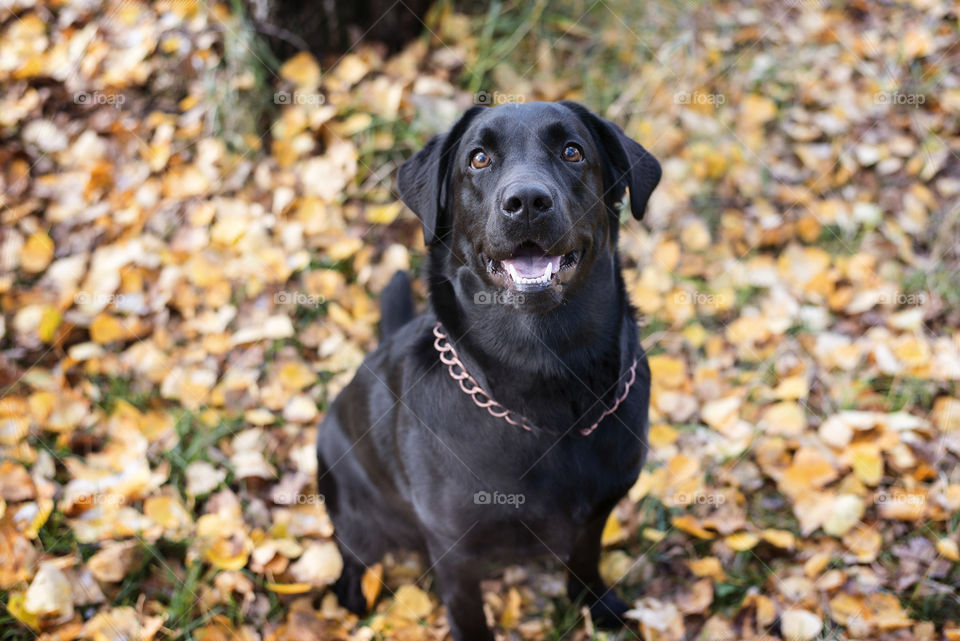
[397,101,660,312]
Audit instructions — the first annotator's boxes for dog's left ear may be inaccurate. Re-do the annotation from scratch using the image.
[560,101,661,220]
[397,106,485,245]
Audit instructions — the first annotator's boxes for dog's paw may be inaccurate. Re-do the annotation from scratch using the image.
[587,592,630,629]
[333,567,367,615]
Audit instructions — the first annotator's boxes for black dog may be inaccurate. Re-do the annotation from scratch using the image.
[316,101,660,641]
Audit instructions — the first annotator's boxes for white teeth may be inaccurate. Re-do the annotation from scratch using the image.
[504,262,553,285]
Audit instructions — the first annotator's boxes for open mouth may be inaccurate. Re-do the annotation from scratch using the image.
[486,242,580,291]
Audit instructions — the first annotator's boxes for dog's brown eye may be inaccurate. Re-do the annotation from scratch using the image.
[470,150,491,169]
[562,144,583,162]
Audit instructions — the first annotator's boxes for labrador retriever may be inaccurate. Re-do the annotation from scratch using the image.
[316,101,661,641]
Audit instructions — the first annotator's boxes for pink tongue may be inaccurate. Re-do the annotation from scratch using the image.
[502,254,561,279]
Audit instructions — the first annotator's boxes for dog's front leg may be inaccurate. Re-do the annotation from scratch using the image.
[430,551,494,641]
[566,510,631,629]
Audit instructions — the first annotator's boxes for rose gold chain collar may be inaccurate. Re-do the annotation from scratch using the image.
[432,322,638,436]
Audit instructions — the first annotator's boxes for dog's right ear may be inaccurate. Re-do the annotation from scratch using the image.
[397,107,485,245]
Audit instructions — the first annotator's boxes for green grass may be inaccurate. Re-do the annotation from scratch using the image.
[206,0,282,153]
[0,608,35,641]
[712,552,771,614]
[87,374,159,413]
[870,374,946,412]
[164,411,244,499]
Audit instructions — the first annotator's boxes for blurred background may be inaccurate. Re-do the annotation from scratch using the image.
[1,1,959,640]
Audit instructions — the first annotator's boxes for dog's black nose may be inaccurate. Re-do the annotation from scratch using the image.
[501,183,554,223]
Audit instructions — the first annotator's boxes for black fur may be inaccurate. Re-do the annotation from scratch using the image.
[379,271,415,338]
[317,102,660,641]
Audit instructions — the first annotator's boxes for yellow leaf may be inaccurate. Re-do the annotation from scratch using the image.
[760,529,796,550]
[842,525,882,563]
[21,498,53,539]
[779,448,838,497]
[20,232,54,273]
[902,27,933,58]
[823,494,865,537]
[601,512,626,546]
[280,52,321,88]
[205,537,252,571]
[740,94,778,129]
[278,361,315,391]
[773,375,809,400]
[6,591,38,630]
[266,582,312,594]
[701,396,741,434]
[759,401,806,436]
[36,306,61,343]
[389,584,432,621]
[289,541,342,586]
[648,355,687,388]
[672,515,715,540]
[849,443,883,486]
[499,587,522,629]
[679,221,711,251]
[648,424,678,449]
[362,563,383,610]
[932,397,960,432]
[937,538,959,562]
[686,557,726,581]
[677,578,713,614]
[724,532,760,551]
[88,541,139,582]
[366,202,403,225]
[642,528,666,542]
[89,314,124,344]
[144,495,192,535]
